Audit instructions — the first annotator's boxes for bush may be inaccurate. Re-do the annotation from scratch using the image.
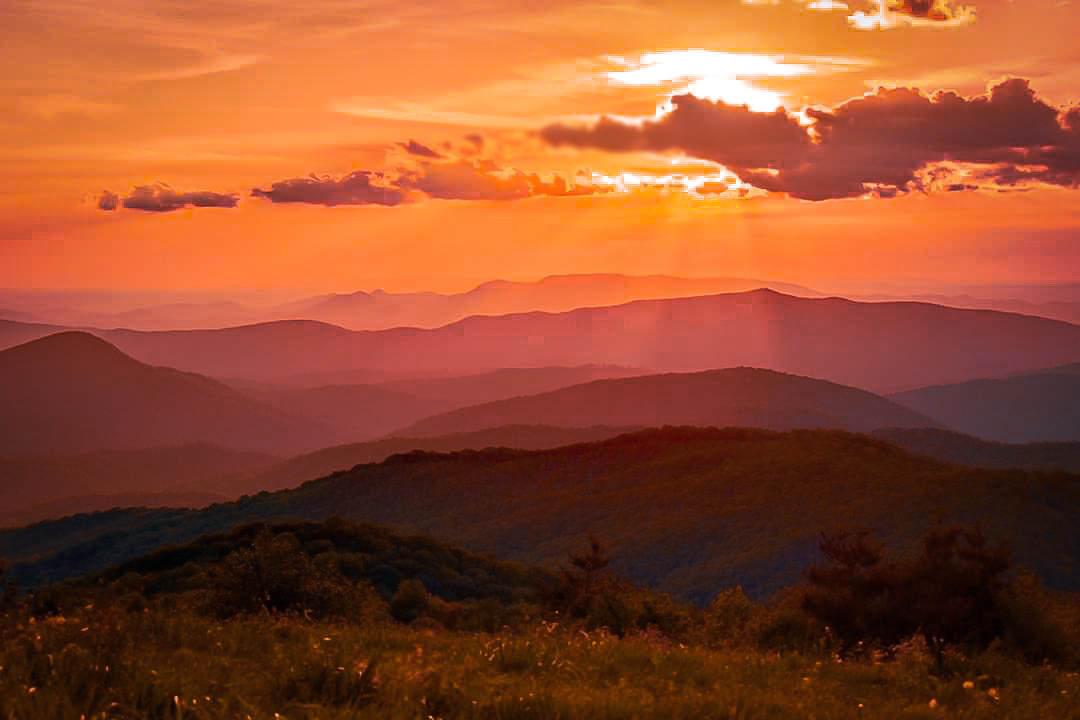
[801,524,1011,666]
[705,586,756,646]
[389,578,429,623]
[997,570,1080,667]
[207,528,382,621]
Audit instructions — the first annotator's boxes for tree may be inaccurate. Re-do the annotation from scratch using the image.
[208,527,379,620]
[560,534,612,617]
[389,578,429,623]
[802,524,1011,667]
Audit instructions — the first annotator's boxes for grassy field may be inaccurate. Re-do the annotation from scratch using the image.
[2,601,1079,720]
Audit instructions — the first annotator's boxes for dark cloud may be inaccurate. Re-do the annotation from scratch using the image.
[464,133,485,149]
[397,159,612,201]
[97,184,239,212]
[97,190,119,211]
[397,139,445,159]
[889,0,967,21]
[541,78,1080,200]
[245,149,611,207]
[250,171,406,206]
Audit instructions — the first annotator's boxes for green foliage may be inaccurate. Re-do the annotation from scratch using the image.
[996,570,1080,667]
[558,534,613,617]
[705,586,756,644]
[7,427,1080,606]
[206,527,380,621]
[802,525,1013,664]
[388,578,429,623]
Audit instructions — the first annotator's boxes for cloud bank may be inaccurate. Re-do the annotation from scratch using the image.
[540,78,1080,201]
[97,185,239,212]
[250,171,406,206]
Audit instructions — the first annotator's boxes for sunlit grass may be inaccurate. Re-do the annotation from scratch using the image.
[2,604,1078,719]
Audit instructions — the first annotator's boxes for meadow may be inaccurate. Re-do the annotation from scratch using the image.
[3,518,1080,719]
[2,602,1078,719]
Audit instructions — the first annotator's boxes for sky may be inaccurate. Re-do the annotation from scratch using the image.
[3,0,1079,293]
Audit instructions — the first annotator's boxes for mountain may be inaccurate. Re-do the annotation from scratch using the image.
[394,368,941,438]
[379,365,648,407]
[4,491,228,528]
[0,332,330,455]
[873,427,1080,473]
[0,444,277,527]
[3,291,1079,393]
[890,368,1080,443]
[0,274,821,332]
[100,291,1080,392]
[269,273,824,330]
[0,318,64,350]
[240,425,642,494]
[245,384,441,444]
[7,427,1080,602]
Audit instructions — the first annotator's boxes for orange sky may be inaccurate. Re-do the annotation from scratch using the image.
[3,0,1079,292]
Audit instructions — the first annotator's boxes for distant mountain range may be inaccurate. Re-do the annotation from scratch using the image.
[855,294,1080,327]
[3,290,1078,393]
[0,425,639,527]
[395,368,939,437]
[236,424,642,494]
[5,427,1080,602]
[0,332,330,456]
[10,423,1078,530]
[0,274,821,331]
[890,363,1080,442]
[873,427,1080,473]
[0,444,277,527]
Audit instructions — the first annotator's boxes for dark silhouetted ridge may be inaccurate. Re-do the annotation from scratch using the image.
[7,426,1080,604]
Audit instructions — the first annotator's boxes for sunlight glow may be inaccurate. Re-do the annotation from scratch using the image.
[606,51,809,111]
[579,168,761,199]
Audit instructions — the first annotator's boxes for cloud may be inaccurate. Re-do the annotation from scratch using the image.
[397,158,613,201]
[248,150,612,207]
[251,171,406,206]
[397,139,445,159]
[98,184,239,212]
[848,0,976,28]
[540,78,1080,201]
[97,190,119,211]
[742,0,976,27]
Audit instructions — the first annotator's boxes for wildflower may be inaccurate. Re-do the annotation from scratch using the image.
[929,699,938,708]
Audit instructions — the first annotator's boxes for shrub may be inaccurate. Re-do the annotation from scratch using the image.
[705,586,756,646]
[207,528,382,621]
[389,578,429,623]
[801,524,1011,666]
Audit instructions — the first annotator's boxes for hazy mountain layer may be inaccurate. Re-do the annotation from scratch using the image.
[0,444,276,527]
[0,332,329,455]
[891,368,1080,442]
[4,290,1077,394]
[873,427,1080,473]
[396,367,940,438]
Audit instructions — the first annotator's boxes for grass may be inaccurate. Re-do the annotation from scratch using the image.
[2,602,1079,719]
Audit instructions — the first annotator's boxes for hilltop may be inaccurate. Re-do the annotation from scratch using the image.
[5,427,1080,603]
[0,332,328,455]
[396,367,940,437]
